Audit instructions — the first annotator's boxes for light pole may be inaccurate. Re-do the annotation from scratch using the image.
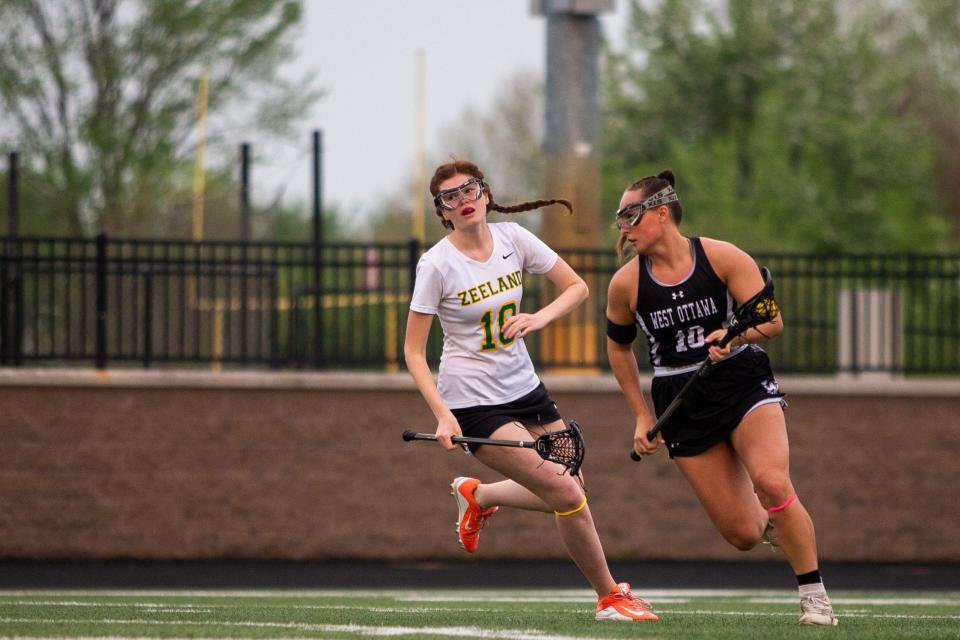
[532,0,614,370]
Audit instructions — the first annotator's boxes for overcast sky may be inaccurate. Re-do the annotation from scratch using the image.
[256,1,629,219]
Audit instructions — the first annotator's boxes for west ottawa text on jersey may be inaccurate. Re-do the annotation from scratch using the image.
[456,270,523,306]
[647,296,720,330]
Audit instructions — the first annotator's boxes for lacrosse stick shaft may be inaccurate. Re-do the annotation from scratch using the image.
[402,430,535,449]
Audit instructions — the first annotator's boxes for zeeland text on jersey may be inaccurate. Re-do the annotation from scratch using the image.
[457,270,523,306]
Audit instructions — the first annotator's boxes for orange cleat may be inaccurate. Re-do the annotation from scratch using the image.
[595,582,659,621]
[450,477,498,553]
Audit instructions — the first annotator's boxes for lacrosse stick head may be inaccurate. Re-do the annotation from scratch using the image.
[535,420,586,476]
[721,266,779,346]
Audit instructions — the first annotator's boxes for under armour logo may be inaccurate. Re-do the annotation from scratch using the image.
[671,291,685,300]
[762,379,780,395]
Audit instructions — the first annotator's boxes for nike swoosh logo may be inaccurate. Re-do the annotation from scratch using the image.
[502,252,514,259]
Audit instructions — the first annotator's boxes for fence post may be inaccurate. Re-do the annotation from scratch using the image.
[239,142,251,241]
[269,273,279,368]
[95,233,108,369]
[0,239,7,365]
[11,240,22,365]
[239,143,251,364]
[7,152,18,236]
[312,130,324,368]
[407,237,420,296]
[142,267,153,368]
[4,154,22,365]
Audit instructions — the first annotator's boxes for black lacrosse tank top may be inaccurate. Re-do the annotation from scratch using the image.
[634,237,736,369]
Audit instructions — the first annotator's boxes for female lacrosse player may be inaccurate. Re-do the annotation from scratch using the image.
[404,159,657,622]
[605,170,837,626]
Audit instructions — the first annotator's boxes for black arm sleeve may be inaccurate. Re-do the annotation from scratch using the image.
[606,318,638,344]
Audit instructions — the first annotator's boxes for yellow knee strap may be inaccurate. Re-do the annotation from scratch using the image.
[554,495,587,517]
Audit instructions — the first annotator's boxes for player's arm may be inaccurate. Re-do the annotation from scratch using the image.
[403,310,460,450]
[605,262,659,453]
[702,238,783,351]
[501,257,587,340]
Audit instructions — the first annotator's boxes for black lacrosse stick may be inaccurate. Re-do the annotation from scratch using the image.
[630,267,779,461]
[403,420,586,476]
[533,421,585,475]
[719,267,779,347]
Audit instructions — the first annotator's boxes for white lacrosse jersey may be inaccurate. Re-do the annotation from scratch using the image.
[409,222,559,409]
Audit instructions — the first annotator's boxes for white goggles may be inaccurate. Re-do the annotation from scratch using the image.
[434,178,485,210]
[614,186,678,229]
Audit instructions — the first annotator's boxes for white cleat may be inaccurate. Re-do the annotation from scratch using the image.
[799,589,839,626]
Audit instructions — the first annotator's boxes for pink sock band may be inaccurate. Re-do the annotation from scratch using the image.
[768,494,798,514]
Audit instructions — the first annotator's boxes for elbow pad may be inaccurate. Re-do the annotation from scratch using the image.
[606,318,637,345]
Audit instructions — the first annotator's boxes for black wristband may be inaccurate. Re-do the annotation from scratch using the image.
[606,318,637,344]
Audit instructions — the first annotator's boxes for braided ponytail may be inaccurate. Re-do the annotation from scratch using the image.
[430,159,574,229]
[490,198,573,216]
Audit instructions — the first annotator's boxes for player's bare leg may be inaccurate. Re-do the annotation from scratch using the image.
[462,421,657,620]
[673,440,768,550]
[476,420,613,596]
[732,403,818,573]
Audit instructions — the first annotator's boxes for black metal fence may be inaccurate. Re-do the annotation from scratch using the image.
[2,234,959,375]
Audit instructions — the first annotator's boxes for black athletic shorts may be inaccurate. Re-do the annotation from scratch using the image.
[651,345,786,458]
[451,382,563,453]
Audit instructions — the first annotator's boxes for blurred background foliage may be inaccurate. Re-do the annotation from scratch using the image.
[372,0,960,252]
[600,0,960,252]
[1,0,958,252]
[0,0,324,240]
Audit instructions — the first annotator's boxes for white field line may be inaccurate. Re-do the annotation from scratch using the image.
[749,596,960,606]
[0,638,562,640]
[7,593,959,607]
[656,609,960,621]
[4,587,919,600]
[396,588,786,600]
[0,619,620,640]
[5,606,960,634]
[4,602,503,614]
[3,592,960,624]
[392,592,960,607]
[6,603,213,613]
[0,588,793,598]
[0,637,349,640]
[3,589,958,606]
[4,591,959,610]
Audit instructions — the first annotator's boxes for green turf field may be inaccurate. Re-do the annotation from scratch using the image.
[1,588,958,639]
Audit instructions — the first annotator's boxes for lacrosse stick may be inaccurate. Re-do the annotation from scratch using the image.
[403,420,585,476]
[630,267,780,461]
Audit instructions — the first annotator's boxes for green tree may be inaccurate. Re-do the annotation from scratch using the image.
[0,0,320,237]
[602,0,956,252]
[889,0,960,241]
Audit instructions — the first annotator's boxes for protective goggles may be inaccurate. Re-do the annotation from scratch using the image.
[434,178,485,210]
[613,186,679,229]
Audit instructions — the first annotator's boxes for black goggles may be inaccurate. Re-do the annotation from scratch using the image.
[614,186,679,229]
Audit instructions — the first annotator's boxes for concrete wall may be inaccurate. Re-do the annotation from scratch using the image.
[1,368,958,562]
